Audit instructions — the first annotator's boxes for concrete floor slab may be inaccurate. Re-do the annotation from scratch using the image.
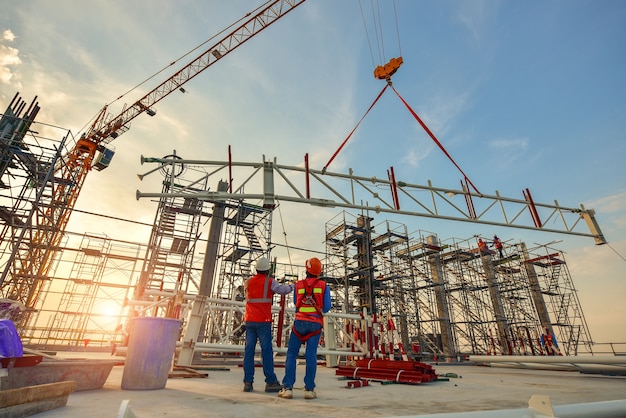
[27,355,626,418]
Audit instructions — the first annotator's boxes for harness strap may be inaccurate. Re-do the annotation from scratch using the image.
[298,278,323,316]
[293,326,322,342]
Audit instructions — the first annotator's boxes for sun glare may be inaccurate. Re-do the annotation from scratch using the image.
[98,300,121,319]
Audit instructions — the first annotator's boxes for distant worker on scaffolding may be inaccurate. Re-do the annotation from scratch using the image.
[492,235,504,258]
[477,238,489,255]
[243,257,295,393]
[540,327,562,356]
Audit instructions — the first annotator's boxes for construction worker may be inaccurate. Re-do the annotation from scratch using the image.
[243,257,295,393]
[279,257,332,400]
[492,235,504,258]
[477,238,489,255]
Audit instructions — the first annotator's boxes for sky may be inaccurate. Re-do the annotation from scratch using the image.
[1,1,625,345]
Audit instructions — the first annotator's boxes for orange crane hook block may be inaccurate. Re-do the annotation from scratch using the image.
[374,56,403,81]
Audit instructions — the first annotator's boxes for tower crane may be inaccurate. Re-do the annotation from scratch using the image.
[0,0,307,322]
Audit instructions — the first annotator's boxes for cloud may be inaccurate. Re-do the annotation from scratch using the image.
[586,190,626,214]
[401,144,434,169]
[584,190,626,230]
[421,90,472,137]
[2,29,16,42]
[488,136,529,168]
[0,29,21,86]
[490,137,528,150]
[453,0,499,42]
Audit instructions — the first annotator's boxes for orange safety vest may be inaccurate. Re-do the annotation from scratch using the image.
[244,273,275,322]
[295,278,326,325]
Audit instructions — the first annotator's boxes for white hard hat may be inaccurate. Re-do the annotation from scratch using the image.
[255,257,270,271]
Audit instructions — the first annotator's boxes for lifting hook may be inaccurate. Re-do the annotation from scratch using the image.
[374,56,403,83]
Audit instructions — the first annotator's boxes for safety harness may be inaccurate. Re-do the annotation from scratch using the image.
[293,279,324,342]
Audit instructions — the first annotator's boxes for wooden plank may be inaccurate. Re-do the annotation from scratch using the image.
[0,380,76,407]
[168,366,208,379]
[0,394,70,417]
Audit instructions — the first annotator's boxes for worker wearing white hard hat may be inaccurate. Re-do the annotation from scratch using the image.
[242,257,294,393]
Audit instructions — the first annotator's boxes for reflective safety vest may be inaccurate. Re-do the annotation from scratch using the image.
[295,278,326,325]
[244,273,274,322]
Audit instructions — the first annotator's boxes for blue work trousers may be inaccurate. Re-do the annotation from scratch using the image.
[281,319,323,391]
[243,321,279,384]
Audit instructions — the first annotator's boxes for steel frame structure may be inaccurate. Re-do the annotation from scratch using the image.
[0,103,76,331]
[0,0,309,333]
[136,155,606,245]
[134,155,598,359]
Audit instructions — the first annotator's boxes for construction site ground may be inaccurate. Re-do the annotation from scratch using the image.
[28,352,626,418]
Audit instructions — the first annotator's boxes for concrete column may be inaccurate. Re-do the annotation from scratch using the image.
[480,252,511,354]
[426,235,455,359]
[198,180,229,297]
[179,180,228,366]
[520,243,554,335]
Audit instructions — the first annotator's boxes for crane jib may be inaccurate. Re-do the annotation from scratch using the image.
[84,0,307,148]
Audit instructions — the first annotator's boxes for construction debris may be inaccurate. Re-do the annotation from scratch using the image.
[168,366,208,379]
[336,358,437,385]
[345,379,370,389]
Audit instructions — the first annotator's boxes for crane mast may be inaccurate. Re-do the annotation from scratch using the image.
[0,0,307,321]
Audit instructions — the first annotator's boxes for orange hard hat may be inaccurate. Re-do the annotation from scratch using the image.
[305,257,322,276]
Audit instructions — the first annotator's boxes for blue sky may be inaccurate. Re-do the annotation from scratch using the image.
[1,1,625,344]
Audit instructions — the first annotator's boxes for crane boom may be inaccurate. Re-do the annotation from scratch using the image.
[87,0,307,145]
[1,0,307,320]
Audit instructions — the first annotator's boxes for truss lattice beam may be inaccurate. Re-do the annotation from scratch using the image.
[136,156,606,245]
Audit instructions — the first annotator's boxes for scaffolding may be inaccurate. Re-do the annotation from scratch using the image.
[133,157,209,314]
[325,212,376,314]
[36,233,145,347]
[520,243,593,355]
[323,211,593,359]
[203,199,273,344]
[0,96,76,334]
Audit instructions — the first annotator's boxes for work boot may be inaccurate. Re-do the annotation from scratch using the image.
[278,388,293,399]
[304,389,317,399]
[243,382,253,392]
[265,381,283,392]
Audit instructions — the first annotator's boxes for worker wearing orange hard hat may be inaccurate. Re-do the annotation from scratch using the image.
[279,257,332,400]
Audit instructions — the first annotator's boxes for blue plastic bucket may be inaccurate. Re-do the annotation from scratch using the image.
[121,317,181,390]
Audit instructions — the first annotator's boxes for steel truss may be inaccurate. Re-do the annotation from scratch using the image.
[136,155,606,245]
